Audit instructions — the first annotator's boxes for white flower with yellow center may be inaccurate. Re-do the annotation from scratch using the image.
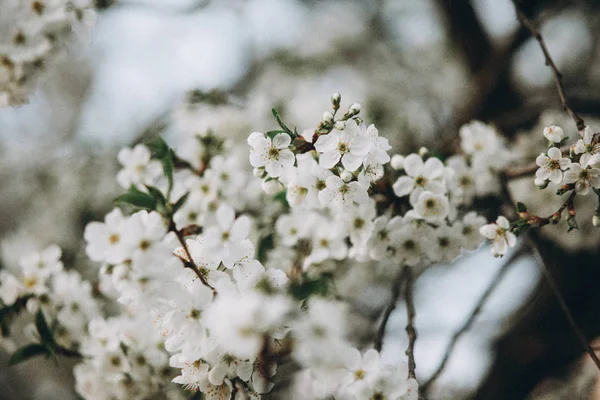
[563,163,600,195]
[535,147,570,185]
[479,216,517,257]
[248,132,295,178]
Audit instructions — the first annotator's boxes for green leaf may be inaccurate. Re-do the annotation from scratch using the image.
[273,190,290,210]
[567,215,579,232]
[517,202,527,213]
[265,130,287,139]
[35,310,55,347]
[145,137,169,159]
[289,275,332,301]
[8,344,50,366]
[163,149,175,200]
[271,109,294,136]
[114,186,156,210]
[172,192,190,214]
[145,186,166,211]
[256,233,274,263]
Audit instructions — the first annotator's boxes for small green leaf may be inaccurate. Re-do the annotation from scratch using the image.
[114,186,156,210]
[163,149,175,200]
[35,310,55,347]
[266,130,287,139]
[273,190,289,210]
[172,192,190,214]
[567,215,579,232]
[517,202,527,213]
[256,233,274,263]
[145,137,169,159]
[8,344,50,366]
[145,186,166,209]
[271,109,294,136]
[289,277,331,301]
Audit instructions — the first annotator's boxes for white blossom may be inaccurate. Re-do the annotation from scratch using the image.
[480,216,517,257]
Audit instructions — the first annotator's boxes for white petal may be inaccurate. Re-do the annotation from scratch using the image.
[403,154,424,177]
[319,151,341,169]
[273,133,291,149]
[496,216,510,229]
[392,176,414,197]
[217,205,235,230]
[547,147,562,160]
[341,153,363,171]
[423,157,444,179]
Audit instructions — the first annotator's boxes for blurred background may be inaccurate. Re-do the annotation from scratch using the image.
[1,0,600,399]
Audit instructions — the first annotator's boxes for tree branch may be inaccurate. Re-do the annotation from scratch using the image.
[170,220,217,296]
[421,244,526,392]
[511,0,586,131]
[404,265,417,380]
[374,268,405,352]
[527,237,600,371]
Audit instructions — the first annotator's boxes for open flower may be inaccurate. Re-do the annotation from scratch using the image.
[563,163,600,195]
[248,132,295,178]
[392,154,445,205]
[573,126,600,167]
[535,147,571,185]
[314,122,371,171]
[479,216,516,257]
[318,175,369,208]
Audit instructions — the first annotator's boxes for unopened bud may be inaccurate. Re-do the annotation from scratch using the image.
[390,154,404,170]
[348,103,361,116]
[262,179,283,195]
[418,147,429,157]
[543,125,565,143]
[331,93,341,110]
[253,167,266,179]
[322,111,334,124]
[334,120,346,130]
[340,170,353,182]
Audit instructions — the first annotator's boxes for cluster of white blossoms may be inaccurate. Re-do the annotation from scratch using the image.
[479,123,600,257]
[7,94,598,399]
[250,97,498,270]
[0,245,100,350]
[0,0,95,106]
[534,125,600,192]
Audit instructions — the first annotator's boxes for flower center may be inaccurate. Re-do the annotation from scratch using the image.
[425,199,436,209]
[354,218,365,229]
[109,233,120,244]
[337,142,349,154]
[267,147,280,160]
[403,240,416,251]
[415,176,426,186]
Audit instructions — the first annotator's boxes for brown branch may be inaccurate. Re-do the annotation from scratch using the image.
[517,188,576,228]
[421,245,526,392]
[374,267,406,352]
[503,143,572,181]
[511,0,585,131]
[528,237,600,371]
[170,221,217,296]
[404,265,417,380]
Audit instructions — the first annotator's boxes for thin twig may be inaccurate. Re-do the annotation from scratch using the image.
[503,143,573,181]
[404,265,417,380]
[528,237,600,371]
[421,245,527,392]
[374,268,406,352]
[511,0,585,131]
[171,221,217,296]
